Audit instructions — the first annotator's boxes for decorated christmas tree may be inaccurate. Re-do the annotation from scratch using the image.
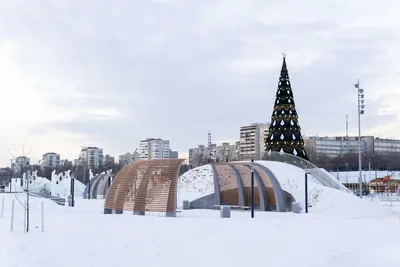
[265,55,309,160]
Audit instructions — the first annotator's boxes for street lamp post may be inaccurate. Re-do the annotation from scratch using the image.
[368,155,375,183]
[250,159,254,218]
[9,159,13,193]
[387,164,392,196]
[305,163,309,213]
[355,79,365,198]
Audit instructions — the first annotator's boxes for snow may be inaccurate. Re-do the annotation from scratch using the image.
[1,194,400,267]
[50,170,85,198]
[1,161,400,267]
[177,164,214,207]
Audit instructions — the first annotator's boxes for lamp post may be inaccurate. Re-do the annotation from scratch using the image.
[250,159,254,218]
[355,79,365,198]
[368,155,374,178]
[387,164,392,196]
[305,163,309,213]
[71,168,75,207]
[9,159,13,193]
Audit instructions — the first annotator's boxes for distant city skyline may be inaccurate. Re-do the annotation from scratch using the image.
[2,1,400,166]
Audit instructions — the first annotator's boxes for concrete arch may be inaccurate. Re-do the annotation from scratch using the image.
[228,164,245,207]
[242,164,269,211]
[92,174,111,199]
[83,174,101,199]
[253,163,286,212]
[104,159,184,216]
[210,164,221,205]
[190,162,287,212]
[212,164,243,206]
[83,174,110,199]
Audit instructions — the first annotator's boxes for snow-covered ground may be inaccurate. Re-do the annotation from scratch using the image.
[1,194,400,267]
[2,161,400,267]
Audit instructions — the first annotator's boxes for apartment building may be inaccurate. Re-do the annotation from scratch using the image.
[239,123,269,160]
[188,142,240,168]
[303,135,400,159]
[139,138,170,160]
[80,146,104,169]
[41,152,61,169]
[119,150,140,165]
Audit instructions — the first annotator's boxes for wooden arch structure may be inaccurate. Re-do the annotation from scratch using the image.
[104,159,184,217]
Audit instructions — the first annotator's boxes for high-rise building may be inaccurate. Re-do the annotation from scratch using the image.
[41,152,61,169]
[240,123,269,160]
[139,138,170,160]
[80,147,104,169]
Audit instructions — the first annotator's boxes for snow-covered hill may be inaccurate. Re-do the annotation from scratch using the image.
[178,161,391,217]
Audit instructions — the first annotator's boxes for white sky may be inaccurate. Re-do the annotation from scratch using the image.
[1,0,400,165]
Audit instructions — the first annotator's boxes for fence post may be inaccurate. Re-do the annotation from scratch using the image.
[1,197,4,218]
[41,201,44,232]
[10,200,14,231]
[24,200,27,233]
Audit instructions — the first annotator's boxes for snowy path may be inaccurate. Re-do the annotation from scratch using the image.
[1,196,400,267]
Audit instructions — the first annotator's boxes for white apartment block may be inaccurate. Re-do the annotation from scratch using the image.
[374,138,400,155]
[240,123,270,160]
[41,152,61,169]
[139,138,170,160]
[189,142,240,167]
[119,150,140,165]
[80,146,104,169]
[303,136,400,159]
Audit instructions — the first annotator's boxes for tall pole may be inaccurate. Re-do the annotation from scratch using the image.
[305,163,308,213]
[9,159,13,193]
[251,159,254,218]
[368,158,371,179]
[71,170,75,207]
[356,79,363,198]
[26,170,30,232]
[88,176,91,200]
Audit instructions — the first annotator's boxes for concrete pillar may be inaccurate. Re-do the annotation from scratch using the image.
[292,202,300,214]
[183,200,190,210]
[220,205,231,218]
[166,211,176,217]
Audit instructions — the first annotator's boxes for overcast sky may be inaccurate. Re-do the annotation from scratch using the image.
[1,0,400,166]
